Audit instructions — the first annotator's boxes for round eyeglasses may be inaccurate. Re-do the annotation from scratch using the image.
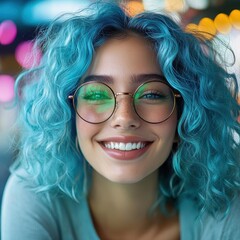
[68,80,181,124]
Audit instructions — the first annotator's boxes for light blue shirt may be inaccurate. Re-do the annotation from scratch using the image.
[1,173,240,240]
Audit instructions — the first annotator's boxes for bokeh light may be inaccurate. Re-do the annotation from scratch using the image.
[0,75,15,102]
[198,17,216,39]
[186,0,209,10]
[125,1,144,16]
[143,0,165,11]
[186,10,240,38]
[0,20,17,45]
[214,13,232,34]
[165,0,185,13]
[185,23,198,33]
[229,9,240,30]
[15,41,42,69]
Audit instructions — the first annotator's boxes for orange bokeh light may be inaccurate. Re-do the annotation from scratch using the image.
[125,1,144,16]
[198,17,216,39]
[185,23,198,33]
[214,13,232,34]
[229,9,240,30]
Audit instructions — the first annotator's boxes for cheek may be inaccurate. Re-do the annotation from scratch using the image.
[161,111,178,137]
[76,119,97,166]
[76,118,85,140]
[76,118,96,146]
[154,111,178,149]
[76,117,104,162]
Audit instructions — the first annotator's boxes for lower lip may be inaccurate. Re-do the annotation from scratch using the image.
[100,143,152,160]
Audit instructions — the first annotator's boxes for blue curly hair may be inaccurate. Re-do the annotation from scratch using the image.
[13,2,240,217]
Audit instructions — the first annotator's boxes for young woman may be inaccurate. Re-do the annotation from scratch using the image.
[1,2,240,240]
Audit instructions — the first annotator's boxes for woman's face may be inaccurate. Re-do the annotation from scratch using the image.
[76,34,178,184]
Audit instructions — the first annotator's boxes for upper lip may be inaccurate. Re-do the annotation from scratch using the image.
[97,136,154,143]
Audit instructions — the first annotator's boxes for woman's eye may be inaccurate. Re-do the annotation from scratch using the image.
[83,91,111,101]
[140,91,167,100]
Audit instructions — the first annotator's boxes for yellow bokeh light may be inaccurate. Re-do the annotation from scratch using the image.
[187,10,240,38]
[198,17,216,39]
[185,23,198,33]
[125,1,144,17]
[229,9,240,30]
[214,13,232,34]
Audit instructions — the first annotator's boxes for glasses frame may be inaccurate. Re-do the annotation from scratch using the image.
[68,80,181,124]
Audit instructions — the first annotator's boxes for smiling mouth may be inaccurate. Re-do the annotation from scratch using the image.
[101,141,151,151]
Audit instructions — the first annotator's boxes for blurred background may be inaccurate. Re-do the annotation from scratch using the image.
[0,0,240,231]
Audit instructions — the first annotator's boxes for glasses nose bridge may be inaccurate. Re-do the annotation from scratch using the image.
[114,92,134,106]
[115,92,134,98]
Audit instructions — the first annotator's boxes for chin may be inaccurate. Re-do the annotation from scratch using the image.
[104,172,151,184]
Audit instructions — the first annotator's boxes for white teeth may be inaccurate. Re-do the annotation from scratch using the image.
[119,143,126,151]
[125,143,132,151]
[104,142,146,151]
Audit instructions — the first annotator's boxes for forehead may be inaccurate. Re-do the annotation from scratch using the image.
[86,34,162,77]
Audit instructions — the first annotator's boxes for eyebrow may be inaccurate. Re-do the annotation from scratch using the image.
[82,74,167,84]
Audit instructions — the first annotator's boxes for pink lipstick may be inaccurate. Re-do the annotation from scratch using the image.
[98,136,153,161]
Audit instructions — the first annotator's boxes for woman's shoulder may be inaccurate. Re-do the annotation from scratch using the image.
[3,169,44,206]
[1,170,61,239]
[2,168,80,215]
[3,168,57,208]
[1,169,98,240]
[179,195,240,239]
[197,196,240,239]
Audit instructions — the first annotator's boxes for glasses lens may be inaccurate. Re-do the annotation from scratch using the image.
[134,81,175,123]
[74,82,115,123]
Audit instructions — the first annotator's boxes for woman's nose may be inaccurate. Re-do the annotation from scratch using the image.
[110,95,141,130]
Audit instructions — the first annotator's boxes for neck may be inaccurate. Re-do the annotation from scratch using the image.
[88,170,161,238]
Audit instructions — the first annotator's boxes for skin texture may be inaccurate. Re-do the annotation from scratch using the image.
[76,34,178,184]
[76,34,180,239]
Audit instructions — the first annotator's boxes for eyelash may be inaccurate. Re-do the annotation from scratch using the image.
[82,91,111,100]
[139,91,167,100]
